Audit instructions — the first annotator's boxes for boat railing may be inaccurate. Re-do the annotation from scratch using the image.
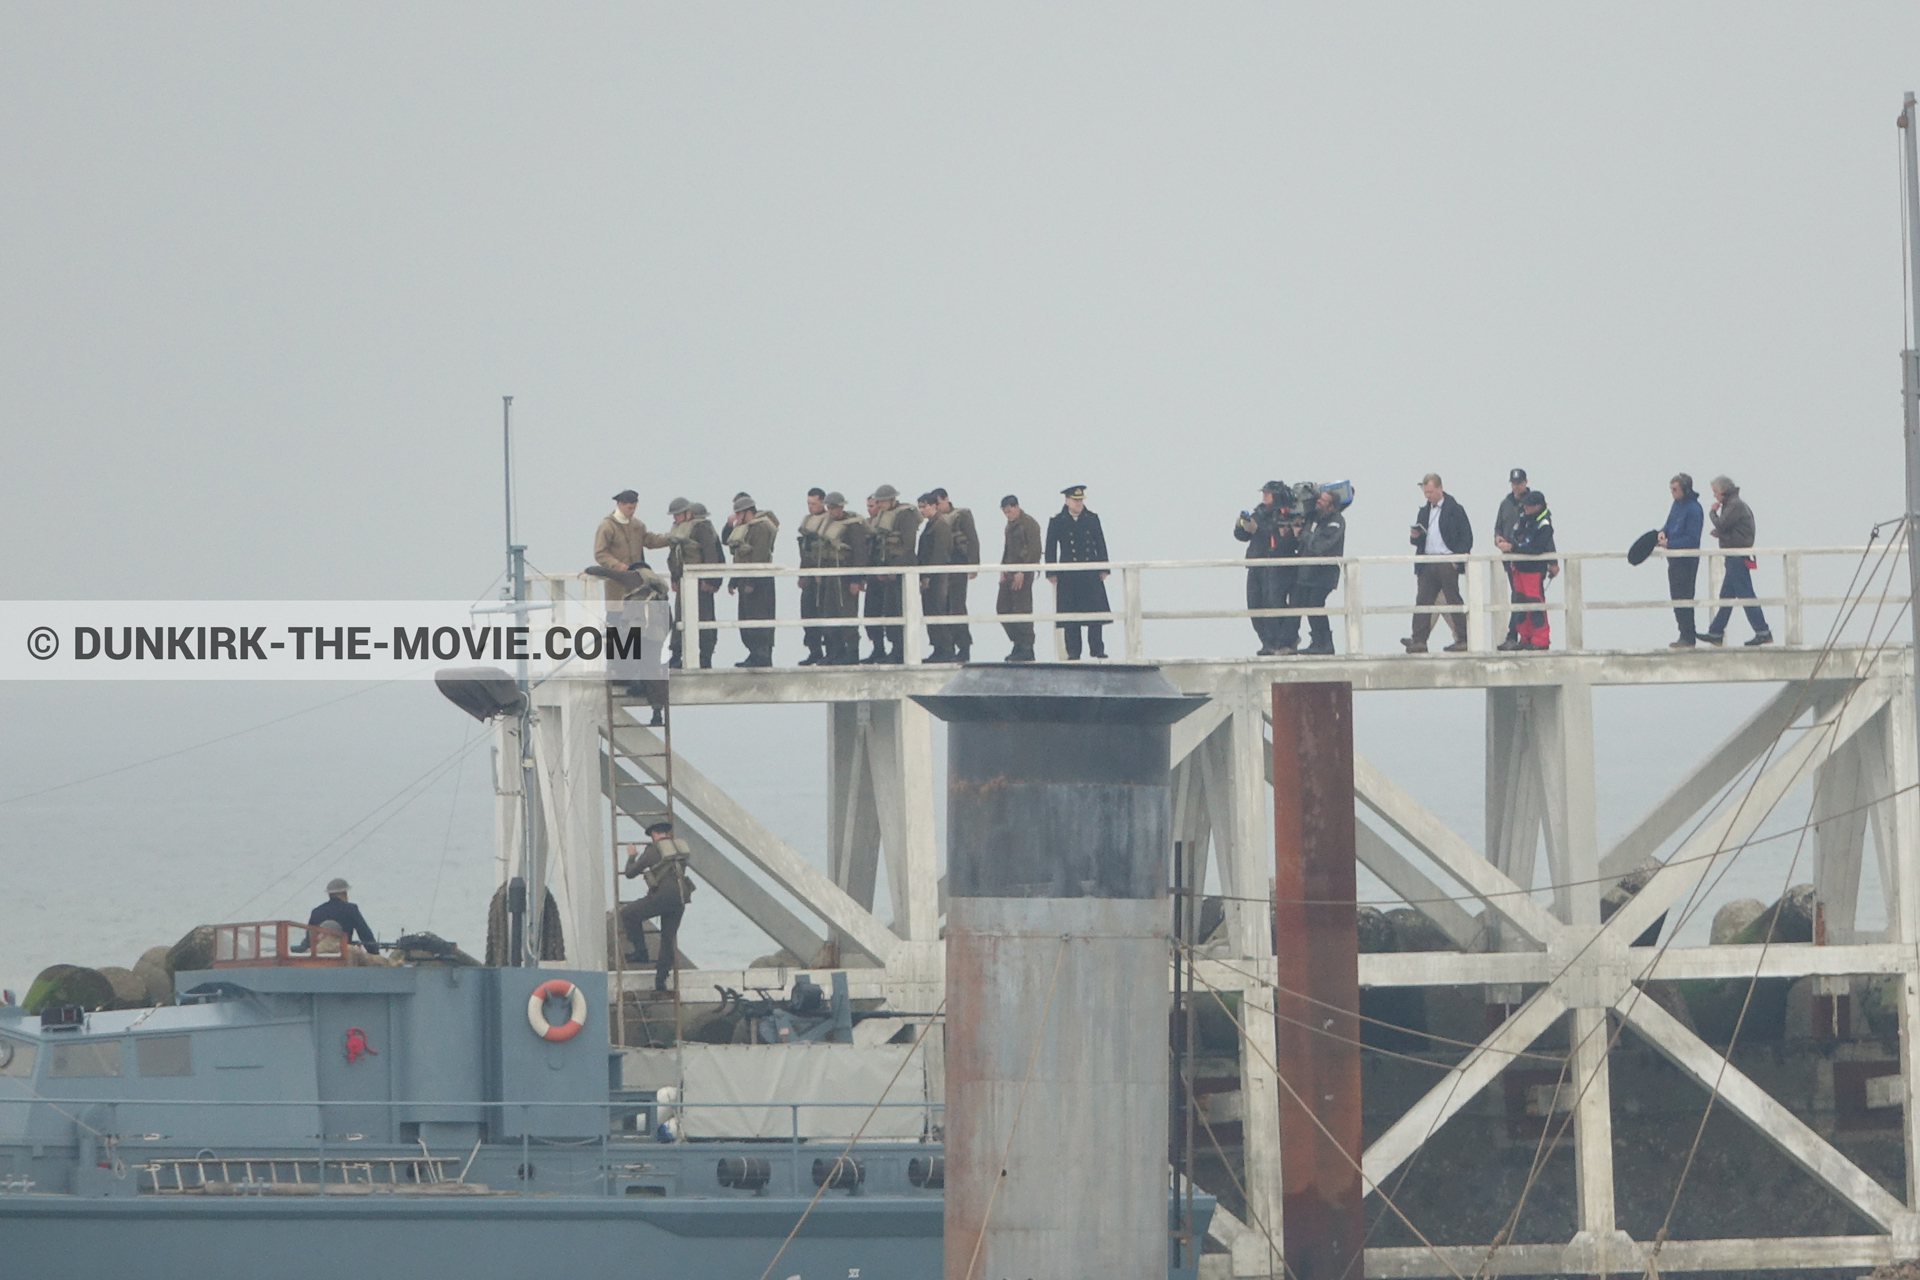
[210,921,350,968]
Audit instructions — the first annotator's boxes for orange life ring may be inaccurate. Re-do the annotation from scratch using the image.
[527,978,588,1042]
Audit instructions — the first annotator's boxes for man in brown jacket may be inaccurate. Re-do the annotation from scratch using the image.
[997,495,1042,662]
[592,490,670,601]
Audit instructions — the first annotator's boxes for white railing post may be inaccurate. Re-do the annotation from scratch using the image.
[1465,558,1487,652]
[681,577,697,668]
[1562,558,1584,653]
[903,567,923,666]
[1343,561,1364,656]
[1783,552,1803,647]
[1122,567,1146,662]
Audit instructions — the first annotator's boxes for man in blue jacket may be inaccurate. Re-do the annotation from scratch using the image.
[1656,473,1705,648]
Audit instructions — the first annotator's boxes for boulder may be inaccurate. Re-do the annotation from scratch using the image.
[1386,907,1456,953]
[1711,899,1766,945]
[132,946,175,1005]
[97,966,148,1009]
[1356,906,1398,953]
[167,925,219,974]
[23,964,115,1014]
[1733,885,1816,945]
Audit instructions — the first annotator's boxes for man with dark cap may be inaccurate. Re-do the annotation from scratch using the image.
[592,490,670,602]
[859,484,921,664]
[1495,489,1557,651]
[1493,469,1530,549]
[997,495,1042,662]
[307,878,380,956]
[725,494,780,667]
[664,498,723,670]
[1657,473,1705,648]
[1234,480,1303,656]
[1045,485,1111,660]
[916,493,966,662]
[619,820,694,992]
[816,492,869,664]
[796,488,831,665]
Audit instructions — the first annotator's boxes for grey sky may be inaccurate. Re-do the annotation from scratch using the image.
[5,4,1919,600]
[2,6,1916,987]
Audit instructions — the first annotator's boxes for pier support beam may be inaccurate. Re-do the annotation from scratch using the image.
[1273,681,1362,1280]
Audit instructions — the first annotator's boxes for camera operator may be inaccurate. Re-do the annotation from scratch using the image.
[1235,480,1303,656]
[1295,486,1347,655]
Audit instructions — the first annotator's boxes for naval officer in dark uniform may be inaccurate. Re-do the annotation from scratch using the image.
[1044,484,1111,660]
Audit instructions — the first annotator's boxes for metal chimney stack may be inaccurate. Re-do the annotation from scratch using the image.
[915,664,1205,1280]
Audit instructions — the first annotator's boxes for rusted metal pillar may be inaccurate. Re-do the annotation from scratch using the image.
[1272,681,1362,1280]
[916,664,1205,1280]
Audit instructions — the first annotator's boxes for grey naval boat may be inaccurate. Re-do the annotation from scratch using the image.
[0,925,1209,1279]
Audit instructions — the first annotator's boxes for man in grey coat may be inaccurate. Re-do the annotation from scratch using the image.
[1704,476,1771,647]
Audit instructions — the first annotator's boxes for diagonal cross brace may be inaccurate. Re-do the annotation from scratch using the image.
[1354,752,1564,947]
[1599,679,1854,880]
[1604,681,1894,949]
[1617,991,1914,1233]
[1362,987,1570,1186]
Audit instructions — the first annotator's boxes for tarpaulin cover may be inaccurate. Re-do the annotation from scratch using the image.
[622,1042,929,1140]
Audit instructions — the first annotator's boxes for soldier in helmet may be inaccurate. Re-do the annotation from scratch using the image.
[664,497,723,670]
[858,484,921,664]
[725,494,780,668]
[796,488,832,665]
[619,820,694,992]
[815,492,869,665]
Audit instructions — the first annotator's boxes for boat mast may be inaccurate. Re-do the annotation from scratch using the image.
[502,394,538,965]
[1901,98,1920,766]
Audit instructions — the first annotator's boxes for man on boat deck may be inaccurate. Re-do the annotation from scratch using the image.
[307,878,380,955]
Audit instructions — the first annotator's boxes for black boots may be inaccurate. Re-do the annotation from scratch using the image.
[1005,645,1035,663]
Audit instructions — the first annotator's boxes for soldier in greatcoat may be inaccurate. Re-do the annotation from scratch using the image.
[997,496,1042,662]
[932,489,978,659]
[916,493,967,663]
[1044,485,1111,660]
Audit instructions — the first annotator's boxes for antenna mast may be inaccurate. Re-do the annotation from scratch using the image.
[1900,97,1920,751]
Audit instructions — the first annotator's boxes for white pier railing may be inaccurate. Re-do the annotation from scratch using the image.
[526,541,1910,665]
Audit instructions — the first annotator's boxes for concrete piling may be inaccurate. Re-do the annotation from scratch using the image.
[915,664,1205,1280]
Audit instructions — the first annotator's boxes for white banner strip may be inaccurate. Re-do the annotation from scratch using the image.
[0,601,670,681]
